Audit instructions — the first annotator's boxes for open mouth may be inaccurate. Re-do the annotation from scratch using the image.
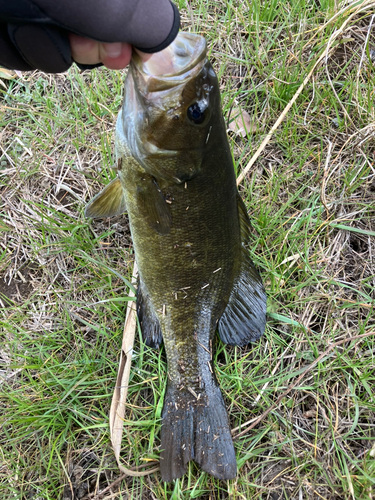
[134,32,206,78]
[131,33,207,93]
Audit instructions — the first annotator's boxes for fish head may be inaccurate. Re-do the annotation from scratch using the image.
[120,32,222,183]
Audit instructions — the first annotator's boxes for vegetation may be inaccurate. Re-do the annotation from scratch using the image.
[1,0,374,498]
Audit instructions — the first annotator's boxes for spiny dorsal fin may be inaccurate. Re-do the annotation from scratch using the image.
[85,177,126,219]
[218,195,266,346]
[136,177,172,235]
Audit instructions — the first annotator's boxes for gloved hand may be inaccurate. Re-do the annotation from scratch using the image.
[0,0,180,73]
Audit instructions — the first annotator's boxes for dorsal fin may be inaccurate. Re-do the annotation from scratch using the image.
[218,195,266,346]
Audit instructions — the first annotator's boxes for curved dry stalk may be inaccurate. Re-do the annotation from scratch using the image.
[109,261,160,477]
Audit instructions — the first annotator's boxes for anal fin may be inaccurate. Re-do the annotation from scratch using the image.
[136,278,163,348]
[218,196,266,346]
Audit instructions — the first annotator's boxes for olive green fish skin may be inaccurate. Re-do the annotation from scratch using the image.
[117,95,240,376]
[112,33,266,481]
[117,59,240,361]
[117,61,240,379]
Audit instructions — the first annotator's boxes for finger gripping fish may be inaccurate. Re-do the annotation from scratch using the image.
[85,32,266,482]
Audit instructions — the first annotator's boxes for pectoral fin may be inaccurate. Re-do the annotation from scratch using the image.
[136,178,172,235]
[85,178,126,219]
[218,196,267,346]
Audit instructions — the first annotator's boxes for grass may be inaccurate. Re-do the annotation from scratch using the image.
[1,0,375,498]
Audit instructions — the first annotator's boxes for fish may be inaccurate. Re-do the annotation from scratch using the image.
[85,32,267,482]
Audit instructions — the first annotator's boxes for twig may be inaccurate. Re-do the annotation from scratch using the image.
[232,330,375,440]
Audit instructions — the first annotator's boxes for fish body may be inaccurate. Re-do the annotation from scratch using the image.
[85,33,266,481]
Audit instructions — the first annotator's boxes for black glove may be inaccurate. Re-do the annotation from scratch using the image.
[0,0,180,73]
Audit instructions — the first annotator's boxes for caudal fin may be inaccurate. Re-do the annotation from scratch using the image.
[159,383,237,482]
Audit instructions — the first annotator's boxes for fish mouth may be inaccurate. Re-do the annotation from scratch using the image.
[131,32,207,92]
[120,33,209,161]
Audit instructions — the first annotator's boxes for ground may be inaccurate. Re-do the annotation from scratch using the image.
[1,1,375,499]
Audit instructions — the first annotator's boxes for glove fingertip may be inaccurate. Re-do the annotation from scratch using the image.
[134,1,180,54]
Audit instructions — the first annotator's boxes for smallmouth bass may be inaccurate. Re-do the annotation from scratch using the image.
[85,32,266,482]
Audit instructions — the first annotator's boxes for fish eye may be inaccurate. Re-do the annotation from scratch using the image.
[187,103,207,125]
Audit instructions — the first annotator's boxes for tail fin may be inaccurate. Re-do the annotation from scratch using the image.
[159,383,237,482]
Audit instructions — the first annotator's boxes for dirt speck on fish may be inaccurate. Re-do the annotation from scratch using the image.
[85,32,267,482]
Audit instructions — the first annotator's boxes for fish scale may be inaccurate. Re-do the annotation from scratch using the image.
[120,159,233,391]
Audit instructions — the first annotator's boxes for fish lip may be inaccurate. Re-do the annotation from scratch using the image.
[131,33,207,92]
